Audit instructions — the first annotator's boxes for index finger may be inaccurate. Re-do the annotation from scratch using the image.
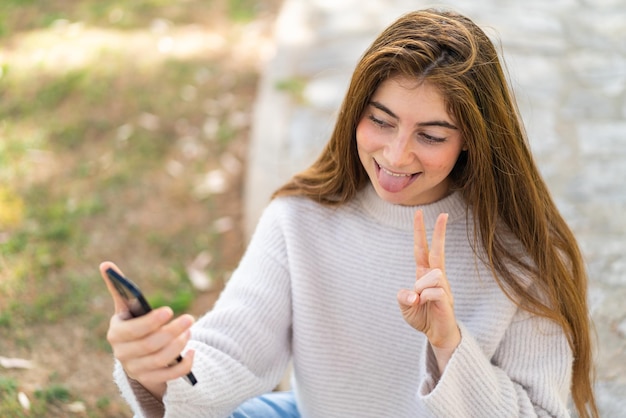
[428,213,448,272]
[108,305,175,343]
[413,210,430,272]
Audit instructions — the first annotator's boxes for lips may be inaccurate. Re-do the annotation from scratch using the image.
[375,160,419,193]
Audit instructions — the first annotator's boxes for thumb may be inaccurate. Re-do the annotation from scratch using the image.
[99,261,132,316]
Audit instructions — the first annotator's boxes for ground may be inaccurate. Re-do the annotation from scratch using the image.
[0,1,282,416]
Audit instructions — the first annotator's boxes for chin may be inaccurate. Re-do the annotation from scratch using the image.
[373,186,415,206]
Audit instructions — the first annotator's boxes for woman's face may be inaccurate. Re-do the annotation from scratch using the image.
[356,76,465,206]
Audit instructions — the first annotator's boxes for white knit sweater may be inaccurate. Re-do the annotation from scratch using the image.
[114,185,573,417]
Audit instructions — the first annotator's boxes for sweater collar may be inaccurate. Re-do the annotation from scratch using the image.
[356,184,467,231]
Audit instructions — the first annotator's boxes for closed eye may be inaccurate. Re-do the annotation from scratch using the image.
[368,114,390,128]
[419,132,446,143]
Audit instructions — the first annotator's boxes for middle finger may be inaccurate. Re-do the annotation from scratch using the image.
[428,213,448,272]
[128,327,193,374]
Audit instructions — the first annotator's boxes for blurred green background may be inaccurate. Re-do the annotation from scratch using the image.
[0,0,281,416]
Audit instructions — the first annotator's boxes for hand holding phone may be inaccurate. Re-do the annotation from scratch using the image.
[102,264,198,386]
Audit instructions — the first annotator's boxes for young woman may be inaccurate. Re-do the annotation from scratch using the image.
[101,9,598,418]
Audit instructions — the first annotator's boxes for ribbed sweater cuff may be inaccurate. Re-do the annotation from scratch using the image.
[419,323,504,417]
[113,360,165,418]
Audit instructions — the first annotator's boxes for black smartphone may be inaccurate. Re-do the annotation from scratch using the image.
[105,267,198,386]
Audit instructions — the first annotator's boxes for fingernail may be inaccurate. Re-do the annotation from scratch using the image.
[158,307,173,320]
[182,315,194,327]
[407,292,417,304]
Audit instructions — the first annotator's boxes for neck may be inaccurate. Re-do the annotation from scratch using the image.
[357,184,466,230]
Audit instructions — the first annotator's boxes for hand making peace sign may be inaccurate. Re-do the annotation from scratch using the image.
[397,211,461,374]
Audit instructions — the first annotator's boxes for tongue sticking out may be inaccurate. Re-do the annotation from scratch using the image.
[377,168,414,193]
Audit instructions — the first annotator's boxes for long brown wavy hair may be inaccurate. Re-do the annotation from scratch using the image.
[273,9,597,418]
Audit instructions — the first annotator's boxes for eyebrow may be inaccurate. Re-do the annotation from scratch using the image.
[369,101,458,130]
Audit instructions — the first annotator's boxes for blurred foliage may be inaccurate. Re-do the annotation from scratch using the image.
[0,186,25,228]
[0,0,280,416]
[0,0,270,37]
[275,76,309,103]
[0,376,78,417]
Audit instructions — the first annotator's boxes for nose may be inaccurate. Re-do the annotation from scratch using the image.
[383,130,415,168]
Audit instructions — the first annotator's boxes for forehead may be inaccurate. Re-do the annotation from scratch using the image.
[370,76,453,121]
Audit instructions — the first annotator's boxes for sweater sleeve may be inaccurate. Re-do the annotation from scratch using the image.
[113,201,294,418]
[113,359,166,418]
[418,310,573,417]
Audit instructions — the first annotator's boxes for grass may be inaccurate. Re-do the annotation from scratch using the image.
[275,76,309,103]
[0,376,75,418]
[0,0,281,416]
